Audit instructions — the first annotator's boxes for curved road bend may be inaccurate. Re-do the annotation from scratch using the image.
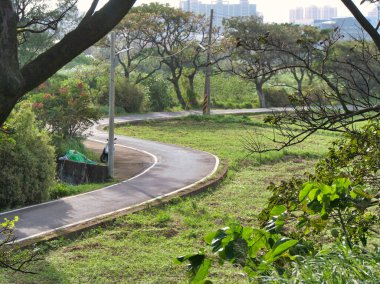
[0,118,219,242]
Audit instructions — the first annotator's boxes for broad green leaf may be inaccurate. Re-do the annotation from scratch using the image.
[262,239,298,263]
[242,227,253,240]
[329,193,340,201]
[299,182,313,201]
[308,188,319,201]
[350,190,358,199]
[191,259,211,284]
[249,229,270,257]
[205,229,227,252]
[269,205,287,217]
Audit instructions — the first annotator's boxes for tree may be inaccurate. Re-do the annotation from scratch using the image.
[136,3,210,109]
[239,27,380,150]
[221,17,287,108]
[0,0,137,127]
[111,7,162,85]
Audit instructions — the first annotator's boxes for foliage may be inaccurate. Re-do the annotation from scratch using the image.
[275,244,380,283]
[133,3,213,109]
[235,26,380,150]
[0,0,137,127]
[261,121,380,247]
[177,223,299,281]
[262,87,290,107]
[32,78,100,139]
[193,73,258,108]
[143,76,174,111]
[115,78,145,113]
[0,107,55,210]
[221,17,294,108]
[0,217,38,273]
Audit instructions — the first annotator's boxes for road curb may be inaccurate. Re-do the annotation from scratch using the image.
[14,160,228,248]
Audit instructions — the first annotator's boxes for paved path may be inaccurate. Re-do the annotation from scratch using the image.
[83,140,154,181]
[0,108,279,243]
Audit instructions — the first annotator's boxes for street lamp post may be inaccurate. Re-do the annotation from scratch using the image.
[203,9,214,115]
[108,31,116,178]
[108,32,134,178]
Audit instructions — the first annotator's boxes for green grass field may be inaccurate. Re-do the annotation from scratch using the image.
[0,115,337,283]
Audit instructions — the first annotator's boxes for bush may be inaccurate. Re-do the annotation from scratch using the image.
[32,78,101,138]
[0,107,55,210]
[115,78,145,113]
[144,77,174,111]
[263,87,291,107]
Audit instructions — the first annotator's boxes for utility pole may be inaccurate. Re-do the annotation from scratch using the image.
[203,9,213,115]
[108,31,116,177]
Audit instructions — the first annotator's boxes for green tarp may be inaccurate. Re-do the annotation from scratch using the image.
[62,150,97,165]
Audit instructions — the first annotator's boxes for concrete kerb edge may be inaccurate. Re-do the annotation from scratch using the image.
[13,160,228,249]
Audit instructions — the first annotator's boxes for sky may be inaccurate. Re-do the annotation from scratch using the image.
[77,0,377,23]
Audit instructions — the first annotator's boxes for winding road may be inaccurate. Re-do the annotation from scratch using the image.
[0,112,221,244]
[0,108,280,244]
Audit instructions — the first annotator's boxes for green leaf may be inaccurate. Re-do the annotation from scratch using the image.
[271,238,298,258]
[299,182,313,201]
[269,205,287,217]
[262,238,298,263]
[308,187,320,201]
[205,229,227,252]
[350,190,358,199]
[242,227,253,240]
[191,259,212,284]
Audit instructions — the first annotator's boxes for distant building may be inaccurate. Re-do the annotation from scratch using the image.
[290,5,337,24]
[321,6,338,20]
[179,0,257,27]
[289,7,304,23]
[305,6,320,21]
[314,17,369,40]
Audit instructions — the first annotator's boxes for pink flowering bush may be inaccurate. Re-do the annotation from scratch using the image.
[32,78,101,139]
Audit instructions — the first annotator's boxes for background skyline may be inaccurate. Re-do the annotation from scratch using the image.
[77,0,376,23]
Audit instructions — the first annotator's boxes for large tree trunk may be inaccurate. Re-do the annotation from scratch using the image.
[0,0,137,126]
[187,73,198,108]
[0,1,24,125]
[256,83,266,108]
[172,79,187,109]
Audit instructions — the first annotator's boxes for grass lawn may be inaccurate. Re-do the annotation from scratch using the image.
[0,115,336,283]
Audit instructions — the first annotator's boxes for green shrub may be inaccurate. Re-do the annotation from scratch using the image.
[0,107,55,210]
[144,77,174,111]
[115,79,145,113]
[263,87,291,107]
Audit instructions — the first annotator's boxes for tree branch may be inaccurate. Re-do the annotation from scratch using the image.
[341,0,380,50]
